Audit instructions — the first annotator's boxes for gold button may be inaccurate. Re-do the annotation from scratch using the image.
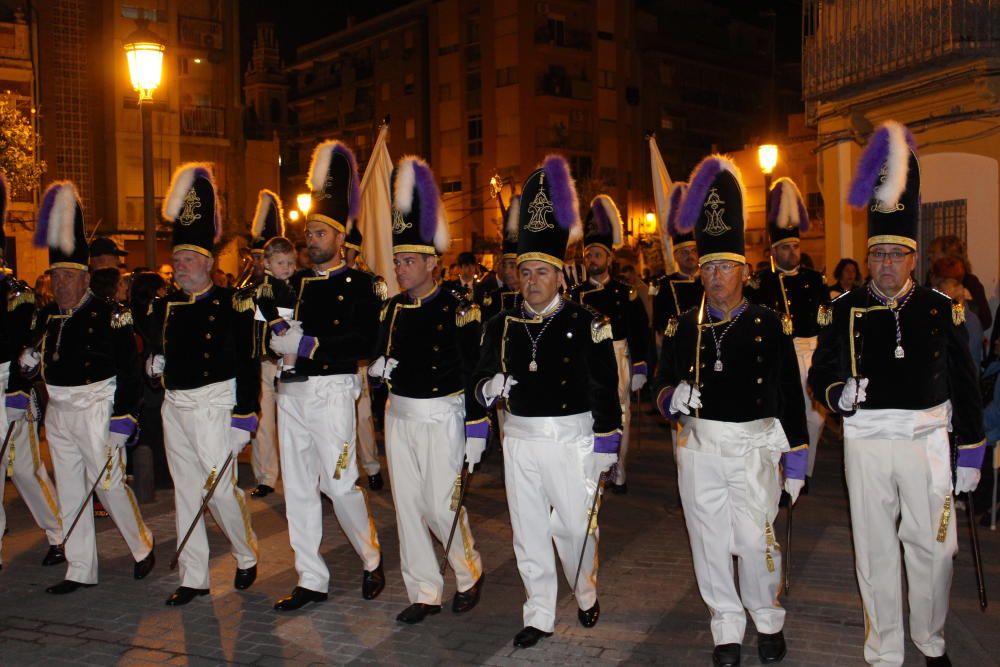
[754,336,762,343]
[212,299,219,305]
[855,312,862,318]
[87,327,94,333]
[323,364,329,370]
[346,276,352,283]
[700,362,706,369]
[84,361,90,367]
[437,324,444,331]
[333,319,340,325]
[203,371,210,377]
[204,353,210,359]
[560,379,567,385]
[930,308,938,315]
[754,317,761,324]
[933,351,940,358]
[205,333,212,340]
[337,295,344,301]
[561,403,567,409]
[431,365,437,371]
[433,345,439,352]
[756,355,764,363]
[756,377,763,384]
[563,357,570,363]
[90,311,96,317]
[432,387,439,392]
[571,312,578,318]
[209,315,215,322]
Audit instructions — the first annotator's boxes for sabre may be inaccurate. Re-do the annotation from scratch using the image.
[170,453,234,570]
[688,294,706,412]
[965,493,988,611]
[784,499,793,595]
[0,421,16,468]
[573,470,606,595]
[61,451,115,547]
[440,468,470,575]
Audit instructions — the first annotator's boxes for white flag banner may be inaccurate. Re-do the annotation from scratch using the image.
[649,135,676,275]
[358,124,399,297]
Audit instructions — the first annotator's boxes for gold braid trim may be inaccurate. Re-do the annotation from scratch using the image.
[379,301,391,322]
[456,303,482,327]
[255,281,274,301]
[665,316,678,337]
[110,307,134,329]
[817,303,832,327]
[7,288,35,311]
[233,292,256,313]
[591,316,613,343]
[952,302,965,325]
[373,277,388,302]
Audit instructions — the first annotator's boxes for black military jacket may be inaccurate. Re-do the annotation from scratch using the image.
[650,272,704,335]
[1,276,35,396]
[147,284,260,419]
[569,277,649,369]
[374,285,487,426]
[475,275,518,323]
[808,285,984,447]
[474,299,622,436]
[287,263,382,376]
[253,272,297,360]
[747,267,829,338]
[655,301,808,447]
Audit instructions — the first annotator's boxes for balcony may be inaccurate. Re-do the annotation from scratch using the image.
[803,0,1000,99]
[536,127,595,152]
[344,104,374,126]
[535,25,591,50]
[181,105,225,138]
[536,72,593,101]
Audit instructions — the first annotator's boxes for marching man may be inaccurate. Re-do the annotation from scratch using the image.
[655,156,808,667]
[650,182,703,347]
[809,121,985,667]
[474,155,622,648]
[147,164,260,606]
[369,155,485,624]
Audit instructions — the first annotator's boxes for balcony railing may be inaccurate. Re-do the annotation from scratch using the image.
[535,127,595,152]
[536,73,593,101]
[181,105,225,137]
[535,25,591,50]
[803,0,1000,99]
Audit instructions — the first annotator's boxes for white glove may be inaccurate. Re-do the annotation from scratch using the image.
[269,327,304,355]
[229,427,251,457]
[784,478,805,505]
[482,373,517,403]
[109,431,130,450]
[368,356,398,380]
[631,374,647,392]
[465,437,487,473]
[18,347,40,372]
[669,382,702,415]
[837,377,869,412]
[145,354,165,379]
[955,467,981,494]
[589,452,618,482]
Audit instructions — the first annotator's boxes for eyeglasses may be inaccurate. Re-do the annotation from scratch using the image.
[701,262,742,275]
[869,250,915,263]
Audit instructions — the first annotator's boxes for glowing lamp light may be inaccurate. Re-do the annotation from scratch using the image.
[124,21,165,102]
[297,193,313,216]
[757,144,779,175]
[643,211,657,234]
[288,210,300,222]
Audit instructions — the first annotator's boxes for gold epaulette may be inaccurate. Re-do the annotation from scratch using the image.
[665,316,678,338]
[110,305,134,329]
[373,276,388,302]
[379,301,391,322]
[255,281,274,301]
[781,313,793,335]
[817,303,832,327]
[591,316,613,343]
[232,290,255,313]
[7,284,34,311]
[952,301,965,325]
[456,303,481,327]
[748,273,761,290]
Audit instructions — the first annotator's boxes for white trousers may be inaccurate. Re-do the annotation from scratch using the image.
[844,433,954,665]
[792,336,824,475]
[0,365,62,564]
[277,374,381,592]
[356,369,380,476]
[613,340,632,485]
[676,417,786,646]
[503,412,600,633]
[250,360,280,487]
[386,393,482,604]
[46,379,152,584]
[163,380,258,589]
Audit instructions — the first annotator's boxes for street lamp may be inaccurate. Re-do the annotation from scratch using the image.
[288,209,300,222]
[644,211,657,235]
[124,20,165,268]
[297,193,312,217]
[758,143,779,214]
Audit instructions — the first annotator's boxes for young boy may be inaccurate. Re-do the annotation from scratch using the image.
[256,237,301,382]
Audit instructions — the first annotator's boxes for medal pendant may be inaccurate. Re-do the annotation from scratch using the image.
[52,352,59,362]
[713,359,723,372]
[528,360,538,372]
[894,345,905,359]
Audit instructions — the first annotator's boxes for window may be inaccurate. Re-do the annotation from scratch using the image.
[404,73,415,95]
[404,30,415,50]
[269,98,281,123]
[469,163,481,207]
[597,31,614,41]
[547,17,565,45]
[441,180,462,193]
[496,67,518,87]
[178,56,189,76]
[918,199,967,280]
[405,118,415,140]
[570,155,592,179]
[467,114,483,157]
[466,18,480,43]
[599,70,615,89]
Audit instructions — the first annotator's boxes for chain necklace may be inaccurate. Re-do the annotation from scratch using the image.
[705,299,748,372]
[521,297,563,372]
[868,279,914,358]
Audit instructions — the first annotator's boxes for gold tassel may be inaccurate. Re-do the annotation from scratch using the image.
[764,523,776,572]
[110,307,134,329]
[379,302,391,322]
[781,313,793,335]
[665,316,678,338]
[766,552,775,573]
[103,447,113,491]
[256,281,274,301]
[232,293,255,313]
[936,494,951,542]
[455,304,482,327]
[591,317,613,343]
[204,466,217,491]
[5,440,13,477]
[450,474,462,511]
[333,442,349,480]
[373,277,388,302]
[952,302,965,325]
[817,304,832,327]
[628,287,638,301]
[7,288,35,311]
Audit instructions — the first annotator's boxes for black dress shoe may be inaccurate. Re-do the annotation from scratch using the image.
[925,655,952,667]
[367,472,384,491]
[610,482,628,495]
[452,574,484,613]
[757,631,786,663]
[712,643,741,666]
[273,586,327,611]
[250,484,274,498]
[362,559,385,600]
[234,564,257,590]
[165,586,210,606]
[578,599,600,627]
[396,602,441,624]
[134,544,156,580]
[46,579,96,595]
[42,544,66,566]
[513,626,553,649]
[778,491,790,508]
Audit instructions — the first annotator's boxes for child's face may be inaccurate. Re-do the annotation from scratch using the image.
[265,251,297,280]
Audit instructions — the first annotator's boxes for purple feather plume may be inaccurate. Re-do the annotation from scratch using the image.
[667,183,686,235]
[34,183,60,248]
[542,154,579,232]
[677,156,724,233]
[411,159,441,244]
[592,198,612,235]
[332,142,361,223]
[767,185,783,225]
[848,125,890,208]
[797,200,810,232]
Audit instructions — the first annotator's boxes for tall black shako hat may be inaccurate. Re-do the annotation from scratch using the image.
[163,163,221,257]
[34,181,88,270]
[501,194,520,260]
[251,189,284,253]
[661,181,694,254]
[848,120,919,250]
[516,154,582,269]
[767,177,810,248]
[307,140,360,234]
[344,224,363,253]
[390,156,449,255]
[583,194,623,255]
[677,155,747,265]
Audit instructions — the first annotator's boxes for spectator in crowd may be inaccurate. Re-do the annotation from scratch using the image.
[130,271,171,489]
[89,237,128,271]
[157,263,175,287]
[619,263,653,324]
[927,235,992,330]
[829,258,862,297]
[34,271,53,308]
[800,252,815,270]
[90,267,122,301]
[930,256,985,367]
[295,241,312,269]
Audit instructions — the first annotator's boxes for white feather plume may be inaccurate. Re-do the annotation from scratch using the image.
[48,182,79,255]
[163,163,212,222]
[252,189,283,239]
[505,194,521,240]
[393,157,416,214]
[307,140,337,193]
[592,194,623,248]
[874,120,910,211]
[773,177,805,229]
[434,207,450,253]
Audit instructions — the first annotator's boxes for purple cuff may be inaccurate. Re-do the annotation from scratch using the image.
[594,432,622,454]
[632,361,648,377]
[782,448,808,481]
[5,393,29,410]
[231,415,259,433]
[465,420,490,440]
[957,442,986,470]
[270,320,290,335]
[298,335,319,359]
[109,415,137,437]
[656,387,674,419]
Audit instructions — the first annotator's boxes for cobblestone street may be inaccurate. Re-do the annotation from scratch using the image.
[1,405,997,666]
